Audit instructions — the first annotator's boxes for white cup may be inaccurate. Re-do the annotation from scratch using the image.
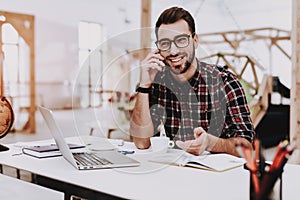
[150,137,175,153]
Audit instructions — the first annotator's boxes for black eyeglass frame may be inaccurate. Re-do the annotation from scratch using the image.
[155,34,192,52]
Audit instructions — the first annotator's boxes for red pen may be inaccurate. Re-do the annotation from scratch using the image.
[241,143,260,194]
[268,140,289,172]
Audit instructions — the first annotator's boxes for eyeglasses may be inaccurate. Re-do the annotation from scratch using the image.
[155,34,191,52]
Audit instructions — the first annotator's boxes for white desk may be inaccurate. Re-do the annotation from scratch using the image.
[0,138,299,200]
[0,173,63,200]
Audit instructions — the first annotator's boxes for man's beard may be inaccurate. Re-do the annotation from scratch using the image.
[169,45,196,75]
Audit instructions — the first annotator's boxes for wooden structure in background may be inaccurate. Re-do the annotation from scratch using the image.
[248,75,273,128]
[140,0,151,60]
[291,0,300,148]
[0,11,35,133]
[198,27,291,59]
[200,53,269,127]
[201,53,264,95]
[198,28,291,128]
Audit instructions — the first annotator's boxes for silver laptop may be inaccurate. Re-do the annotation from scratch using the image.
[38,106,140,170]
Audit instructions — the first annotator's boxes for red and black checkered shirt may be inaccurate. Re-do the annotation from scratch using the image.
[149,59,255,144]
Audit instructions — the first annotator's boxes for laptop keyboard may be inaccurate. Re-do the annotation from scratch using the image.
[73,152,112,166]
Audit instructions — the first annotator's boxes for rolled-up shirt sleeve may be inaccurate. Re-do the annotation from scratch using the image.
[221,72,255,144]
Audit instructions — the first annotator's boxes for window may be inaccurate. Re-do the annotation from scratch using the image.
[78,21,104,107]
[2,23,30,103]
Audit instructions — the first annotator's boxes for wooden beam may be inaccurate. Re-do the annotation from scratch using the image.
[0,11,35,133]
[288,0,300,164]
[249,75,272,127]
[0,11,34,45]
[198,27,291,50]
[29,17,35,133]
[272,42,291,60]
[291,0,300,147]
[140,0,151,60]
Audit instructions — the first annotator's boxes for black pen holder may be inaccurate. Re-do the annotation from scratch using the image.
[244,163,283,200]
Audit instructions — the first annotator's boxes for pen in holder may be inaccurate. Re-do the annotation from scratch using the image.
[239,139,293,200]
[258,166,283,200]
[244,163,283,200]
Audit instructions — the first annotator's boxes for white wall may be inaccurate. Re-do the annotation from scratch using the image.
[0,0,292,92]
[0,0,141,83]
[151,0,291,32]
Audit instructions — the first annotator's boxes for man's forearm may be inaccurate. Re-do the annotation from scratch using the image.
[130,93,154,149]
[207,134,253,157]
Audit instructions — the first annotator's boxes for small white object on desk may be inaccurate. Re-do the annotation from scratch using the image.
[149,121,174,153]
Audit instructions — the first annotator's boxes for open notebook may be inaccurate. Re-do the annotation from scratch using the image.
[149,149,245,172]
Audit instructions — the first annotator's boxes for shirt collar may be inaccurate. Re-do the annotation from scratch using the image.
[188,58,201,89]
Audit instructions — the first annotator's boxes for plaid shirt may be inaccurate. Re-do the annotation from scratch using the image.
[149,59,255,144]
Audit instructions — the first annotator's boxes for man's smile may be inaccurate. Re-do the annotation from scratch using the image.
[166,53,187,68]
[169,56,184,63]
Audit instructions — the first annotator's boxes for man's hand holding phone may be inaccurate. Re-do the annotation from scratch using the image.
[140,50,166,88]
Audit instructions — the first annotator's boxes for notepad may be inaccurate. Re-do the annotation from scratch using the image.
[149,149,245,172]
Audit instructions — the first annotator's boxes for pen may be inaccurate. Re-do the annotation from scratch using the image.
[118,150,135,155]
[258,143,292,200]
[255,139,266,178]
[12,152,23,156]
[268,140,289,172]
[254,139,259,163]
[273,142,294,171]
[240,143,260,194]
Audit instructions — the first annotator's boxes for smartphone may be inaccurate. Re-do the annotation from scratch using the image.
[156,51,170,73]
[161,58,170,72]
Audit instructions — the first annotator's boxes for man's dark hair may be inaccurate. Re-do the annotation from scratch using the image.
[155,7,196,39]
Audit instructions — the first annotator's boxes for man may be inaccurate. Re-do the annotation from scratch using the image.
[130,7,255,157]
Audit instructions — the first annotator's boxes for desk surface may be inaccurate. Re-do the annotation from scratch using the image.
[1,137,300,200]
[0,173,63,200]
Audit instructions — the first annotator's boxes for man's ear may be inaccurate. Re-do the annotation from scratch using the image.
[193,34,199,48]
